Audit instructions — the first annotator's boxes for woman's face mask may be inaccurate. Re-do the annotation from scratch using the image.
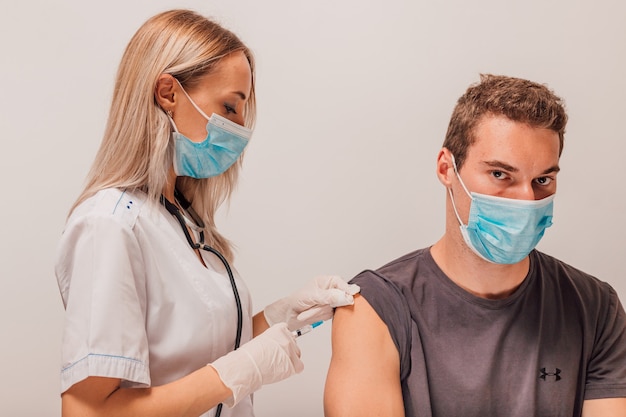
[168,80,253,179]
[448,154,555,264]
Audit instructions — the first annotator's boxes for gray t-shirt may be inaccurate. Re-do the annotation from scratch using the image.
[351,248,626,417]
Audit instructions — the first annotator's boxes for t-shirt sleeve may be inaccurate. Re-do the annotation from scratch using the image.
[350,270,412,381]
[55,211,151,393]
[584,284,626,399]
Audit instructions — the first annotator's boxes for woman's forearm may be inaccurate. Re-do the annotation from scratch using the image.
[252,311,270,337]
[62,366,231,417]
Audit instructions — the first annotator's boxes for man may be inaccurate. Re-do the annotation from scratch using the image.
[324,75,626,417]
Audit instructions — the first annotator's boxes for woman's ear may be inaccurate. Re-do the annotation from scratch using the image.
[155,74,177,112]
[436,147,455,187]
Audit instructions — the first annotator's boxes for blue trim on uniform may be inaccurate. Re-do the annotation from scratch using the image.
[112,190,127,214]
[62,353,145,372]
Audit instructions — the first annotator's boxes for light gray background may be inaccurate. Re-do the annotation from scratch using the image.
[1,0,624,415]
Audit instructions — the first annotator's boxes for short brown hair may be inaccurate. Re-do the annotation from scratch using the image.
[443,74,567,169]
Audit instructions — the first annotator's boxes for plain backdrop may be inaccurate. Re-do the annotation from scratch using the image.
[1,0,625,415]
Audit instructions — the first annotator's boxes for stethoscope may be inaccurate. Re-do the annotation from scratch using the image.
[161,189,242,417]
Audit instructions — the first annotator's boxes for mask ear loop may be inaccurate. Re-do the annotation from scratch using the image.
[450,154,472,197]
[448,154,473,227]
[448,188,465,227]
[174,78,212,121]
[162,78,211,134]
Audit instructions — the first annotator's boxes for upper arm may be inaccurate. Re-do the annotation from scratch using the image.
[583,287,626,414]
[62,376,123,417]
[58,212,151,392]
[324,294,404,417]
[582,398,626,417]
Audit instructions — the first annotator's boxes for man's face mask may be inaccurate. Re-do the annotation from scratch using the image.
[168,80,252,179]
[448,154,555,265]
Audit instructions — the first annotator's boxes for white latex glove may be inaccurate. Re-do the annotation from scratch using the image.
[209,323,303,407]
[263,275,361,331]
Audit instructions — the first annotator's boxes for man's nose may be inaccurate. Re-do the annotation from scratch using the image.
[509,183,537,201]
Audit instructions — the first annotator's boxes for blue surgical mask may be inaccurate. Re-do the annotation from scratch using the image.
[169,81,252,179]
[448,155,555,264]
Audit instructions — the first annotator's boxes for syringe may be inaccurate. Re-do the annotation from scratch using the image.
[292,320,324,337]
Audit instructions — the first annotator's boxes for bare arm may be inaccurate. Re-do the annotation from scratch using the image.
[582,398,626,417]
[62,365,231,417]
[324,295,404,417]
[252,311,270,337]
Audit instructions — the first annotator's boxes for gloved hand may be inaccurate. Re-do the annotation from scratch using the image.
[209,323,304,407]
[263,275,361,331]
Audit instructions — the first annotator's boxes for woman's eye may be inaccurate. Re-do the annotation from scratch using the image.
[224,104,237,114]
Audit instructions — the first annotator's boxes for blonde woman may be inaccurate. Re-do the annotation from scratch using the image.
[55,9,359,417]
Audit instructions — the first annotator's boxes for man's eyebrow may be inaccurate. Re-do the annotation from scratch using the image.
[482,160,518,172]
[482,160,560,174]
[541,165,560,174]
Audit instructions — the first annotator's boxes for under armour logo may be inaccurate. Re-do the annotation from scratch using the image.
[539,368,561,381]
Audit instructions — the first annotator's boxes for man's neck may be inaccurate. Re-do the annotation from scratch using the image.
[430,236,530,300]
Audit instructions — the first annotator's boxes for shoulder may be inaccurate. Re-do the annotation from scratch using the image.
[56,189,152,293]
[378,247,431,275]
[352,247,430,288]
[327,294,405,416]
[350,247,432,313]
[531,251,624,333]
[532,250,617,301]
[350,247,433,313]
[68,188,149,230]
[348,249,431,380]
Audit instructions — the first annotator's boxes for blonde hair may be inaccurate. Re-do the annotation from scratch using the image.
[72,9,256,261]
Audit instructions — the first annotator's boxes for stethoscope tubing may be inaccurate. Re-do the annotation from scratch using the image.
[161,193,243,417]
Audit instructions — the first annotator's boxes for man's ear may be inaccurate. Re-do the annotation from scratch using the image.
[436,147,455,187]
[155,74,177,112]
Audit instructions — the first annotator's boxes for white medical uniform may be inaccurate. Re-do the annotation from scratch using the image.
[55,188,254,417]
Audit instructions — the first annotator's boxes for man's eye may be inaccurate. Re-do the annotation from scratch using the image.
[491,171,506,179]
[535,177,553,185]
